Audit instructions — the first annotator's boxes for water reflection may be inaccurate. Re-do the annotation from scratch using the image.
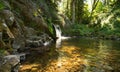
[56,38,62,48]
[20,38,120,72]
[62,38,120,72]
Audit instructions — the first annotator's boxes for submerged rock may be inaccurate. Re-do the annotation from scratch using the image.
[26,32,53,48]
[0,53,26,72]
[0,55,20,72]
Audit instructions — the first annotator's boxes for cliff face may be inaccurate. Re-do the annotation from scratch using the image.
[0,0,61,71]
[0,0,63,52]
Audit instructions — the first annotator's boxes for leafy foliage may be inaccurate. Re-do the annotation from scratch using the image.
[64,24,94,36]
[0,1,5,10]
[46,19,54,34]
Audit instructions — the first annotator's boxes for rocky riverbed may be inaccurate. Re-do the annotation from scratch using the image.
[19,38,120,72]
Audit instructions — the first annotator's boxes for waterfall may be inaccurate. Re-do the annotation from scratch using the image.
[53,24,62,39]
[56,38,62,48]
[53,24,62,48]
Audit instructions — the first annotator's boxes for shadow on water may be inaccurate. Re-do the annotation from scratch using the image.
[19,46,60,72]
[19,38,120,72]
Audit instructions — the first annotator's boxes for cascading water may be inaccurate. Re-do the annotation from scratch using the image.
[53,24,62,39]
[53,24,62,48]
[53,24,62,68]
[53,24,72,48]
[56,38,62,48]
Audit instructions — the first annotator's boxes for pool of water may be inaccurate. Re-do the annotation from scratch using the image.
[19,38,120,72]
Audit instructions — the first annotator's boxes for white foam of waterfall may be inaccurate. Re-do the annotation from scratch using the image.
[53,24,62,48]
[53,24,72,48]
[53,24,61,38]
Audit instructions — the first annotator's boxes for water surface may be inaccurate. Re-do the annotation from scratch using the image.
[20,38,120,72]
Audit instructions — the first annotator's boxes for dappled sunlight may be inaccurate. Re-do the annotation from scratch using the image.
[101,14,114,29]
[20,64,41,71]
[117,17,120,21]
[19,43,87,72]
[52,45,87,72]
[1,0,120,72]
[57,0,68,14]
[19,38,120,72]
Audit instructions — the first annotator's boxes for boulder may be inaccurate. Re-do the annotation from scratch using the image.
[0,53,26,72]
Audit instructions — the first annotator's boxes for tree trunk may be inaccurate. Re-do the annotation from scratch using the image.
[71,0,75,24]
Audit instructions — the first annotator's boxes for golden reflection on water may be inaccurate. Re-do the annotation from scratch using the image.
[20,64,41,71]
[20,45,87,72]
[19,38,120,72]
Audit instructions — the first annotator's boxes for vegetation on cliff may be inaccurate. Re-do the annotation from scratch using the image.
[0,0,120,57]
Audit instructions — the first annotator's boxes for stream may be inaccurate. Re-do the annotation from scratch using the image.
[19,38,120,72]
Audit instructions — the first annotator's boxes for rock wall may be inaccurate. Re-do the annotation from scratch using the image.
[0,0,61,71]
[0,0,59,52]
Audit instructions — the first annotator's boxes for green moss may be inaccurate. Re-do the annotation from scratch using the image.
[46,19,54,34]
[0,48,5,55]
[0,1,5,10]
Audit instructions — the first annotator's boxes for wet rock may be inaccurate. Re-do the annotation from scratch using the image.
[12,38,25,53]
[17,53,26,62]
[0,62,11,72]
[26,33,53,48]
[0,10,15,26]
[24,27,37,38]
[117,38,120,40]
[0,32,2,41]
[0,55,20,72]
[0,54,4,66]
[0,53,26,72]
[4,55,20,67]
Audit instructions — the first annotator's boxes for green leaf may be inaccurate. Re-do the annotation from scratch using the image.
[0,1,5,10]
